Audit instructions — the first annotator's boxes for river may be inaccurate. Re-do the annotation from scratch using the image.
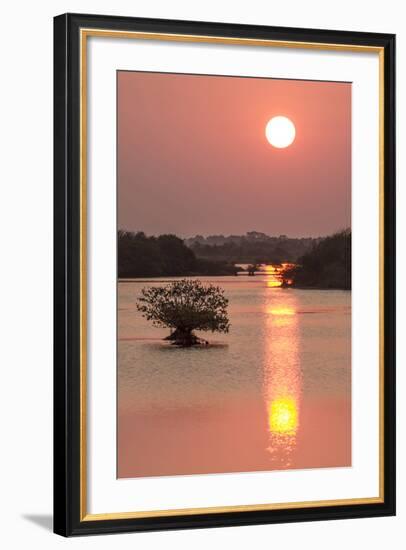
[118,272,351,478]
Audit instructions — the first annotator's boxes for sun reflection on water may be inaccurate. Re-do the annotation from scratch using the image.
[263,263,295,288]
[264,265,282,288]
[268,397,298,435]
[268,307,295,316]
[263,292,302,467]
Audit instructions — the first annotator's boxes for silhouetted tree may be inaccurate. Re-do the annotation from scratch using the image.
[284,229,351,289]
[137,279,230,346]
[157,234,196,275]
[118,230,237,277]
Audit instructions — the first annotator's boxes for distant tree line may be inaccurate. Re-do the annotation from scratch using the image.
[284,229,351,290]
[118,231,238,278]
[118,229,351,288]
[187,233,318,264]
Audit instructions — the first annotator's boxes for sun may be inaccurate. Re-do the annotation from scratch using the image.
[265,116,296,148]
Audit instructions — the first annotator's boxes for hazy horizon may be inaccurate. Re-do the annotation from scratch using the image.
[118,227,347,239]
[118,71,351,237]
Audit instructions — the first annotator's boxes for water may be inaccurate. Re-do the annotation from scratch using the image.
[118,274,351,478]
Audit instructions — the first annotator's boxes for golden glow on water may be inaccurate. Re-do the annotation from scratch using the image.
[267,280,282,288]
[264,265,283,288]
[268,307,295,316]
[263,263,295,288]
[268,397,298,434]
[263,291,302,467]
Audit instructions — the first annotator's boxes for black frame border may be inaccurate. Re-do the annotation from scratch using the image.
[54,12,396,537]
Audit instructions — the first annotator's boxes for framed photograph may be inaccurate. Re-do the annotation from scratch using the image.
[54,13,395,536]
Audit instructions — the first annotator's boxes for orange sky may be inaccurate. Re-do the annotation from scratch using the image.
[118,71,351,237]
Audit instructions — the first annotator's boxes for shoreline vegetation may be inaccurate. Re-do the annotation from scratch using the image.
[283,230,351,290]
[118,229,351,290]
